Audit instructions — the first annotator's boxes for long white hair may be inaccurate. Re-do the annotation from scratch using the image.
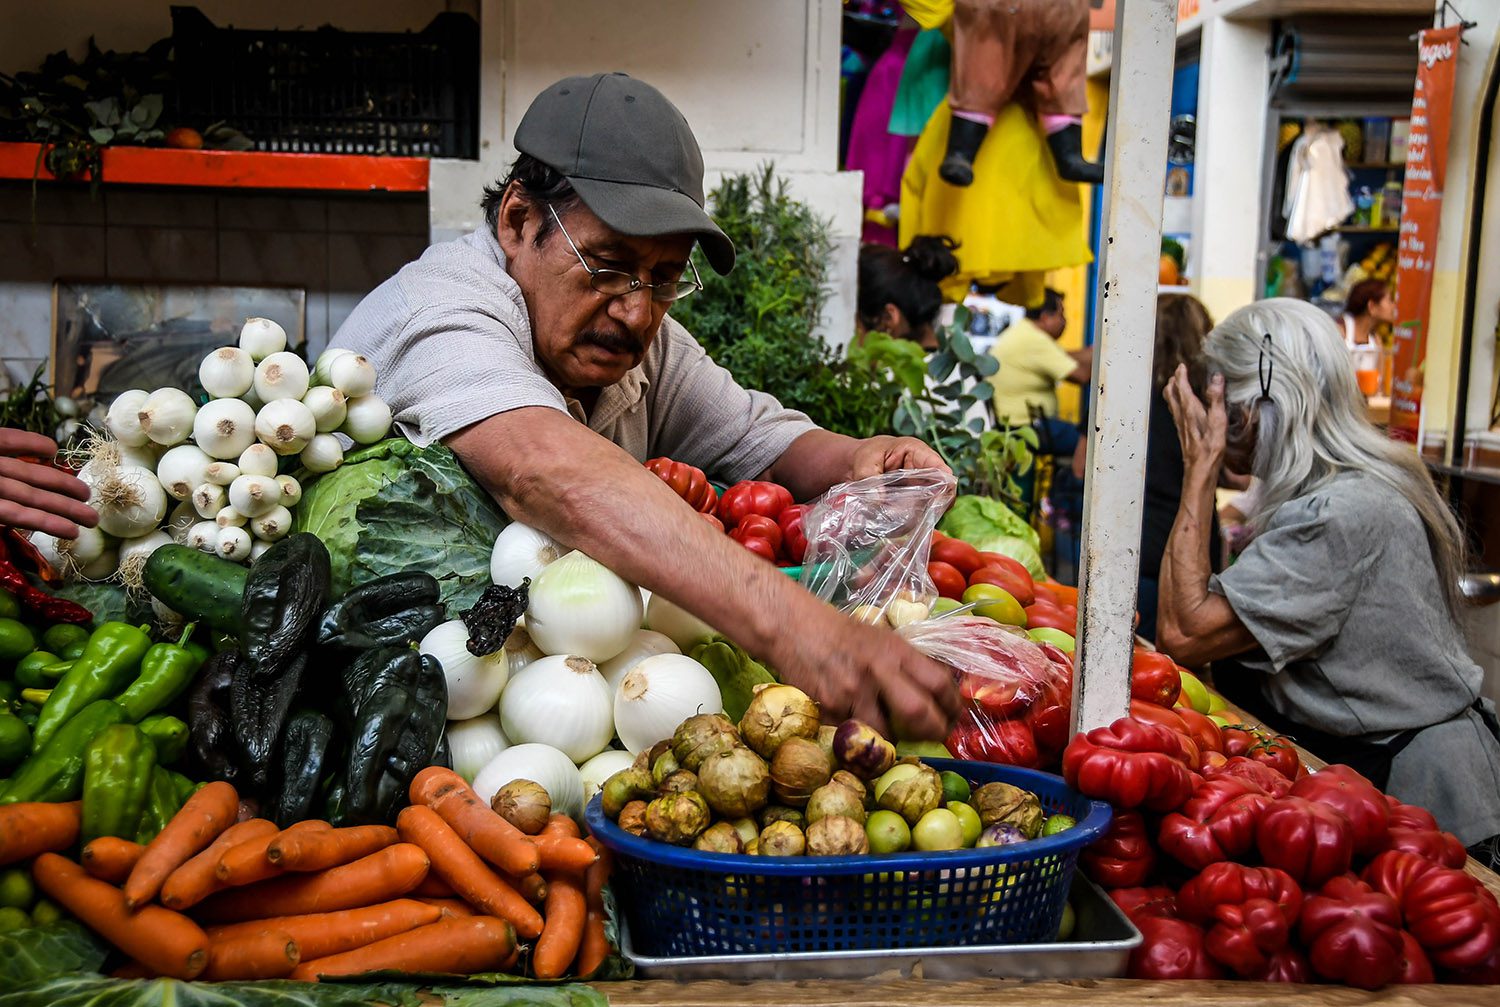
[1204,298,1467,617]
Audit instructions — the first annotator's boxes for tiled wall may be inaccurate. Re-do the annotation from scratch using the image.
[0,182,430,387]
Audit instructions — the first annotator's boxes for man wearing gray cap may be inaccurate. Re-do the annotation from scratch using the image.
[333,73,959,741]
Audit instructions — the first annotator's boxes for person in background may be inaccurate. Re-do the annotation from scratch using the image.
[855,236,961,350]
[0,430,96,539]
[1341,278,1396,350]
[1073,294,1218,638]
[1157,298,1500,860]
[987,287,1091,451]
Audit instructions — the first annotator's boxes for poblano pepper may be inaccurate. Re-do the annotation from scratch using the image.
[116,624,203,722]
[81,723,156,844]
[233,534,329,791]
[340,646,422,825]
[0,700,128,804]
[377,653,448,817]
[316,572,444,654]
[31,622,151,749]
[272,709,336,828]
[187,652,239,784]
[135,766,182,844]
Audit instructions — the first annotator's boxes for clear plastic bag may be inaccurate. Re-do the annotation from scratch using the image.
[798,468,1074,767]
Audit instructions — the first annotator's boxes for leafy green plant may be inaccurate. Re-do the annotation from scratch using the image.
[673,166,907,439]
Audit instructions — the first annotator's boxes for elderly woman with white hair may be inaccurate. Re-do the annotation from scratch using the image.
[1157,298,1500,860]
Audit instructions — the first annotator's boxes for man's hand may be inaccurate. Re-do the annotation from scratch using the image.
[1163,365,1227,483]
[849,435,950,481]
[767,603,960,742]
[0,430,97,539]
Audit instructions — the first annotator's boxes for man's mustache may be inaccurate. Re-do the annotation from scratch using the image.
[582,330,645,356]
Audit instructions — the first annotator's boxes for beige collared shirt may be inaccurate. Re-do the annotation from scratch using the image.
[331,227,817,481]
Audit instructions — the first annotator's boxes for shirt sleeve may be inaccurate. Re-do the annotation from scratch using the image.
[382,304,568,446]
[1031,328,1082,384]
[644,319,818,482]
[1208,494,1364,671]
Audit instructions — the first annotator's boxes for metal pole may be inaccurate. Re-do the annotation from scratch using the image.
[1072,0,1176,734]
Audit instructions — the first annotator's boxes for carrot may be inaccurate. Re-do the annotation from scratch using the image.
[216,820,326,887]
[204,899,442,960]
[412,873,457,898]
[396,804,543,939]
[573,839,613,978]
[33,852,209,979]
[201,928,299,981]
[290,916,517,982]
[517,871,548,904]
[533,870,587,980]
[161,817,277,910]
[194,842,430,923]
[415,896,476,918]
[533,812,597,872]
[0,802,81,866]
[81,837,145,884]
[410,767,539,876]
[267,824,396,872]
[124,780,238,908]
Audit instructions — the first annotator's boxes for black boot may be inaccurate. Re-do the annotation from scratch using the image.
[1046,124,1104,185]
[940,116,989,187]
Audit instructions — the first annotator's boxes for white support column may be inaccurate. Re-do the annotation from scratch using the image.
[1073,0,1177,735]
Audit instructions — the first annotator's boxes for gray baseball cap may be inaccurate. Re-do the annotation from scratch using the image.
[514,73,735,275]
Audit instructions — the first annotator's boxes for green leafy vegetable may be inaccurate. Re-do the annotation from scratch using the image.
[0,923,106,985]
[938,494,1045,578]
[292,440,508,612]
[690,637,778,722]
[0,976,606,1007]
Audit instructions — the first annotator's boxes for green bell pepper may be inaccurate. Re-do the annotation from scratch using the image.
[32,623,151,749]
[81,724,156,845]
[0,700,128,804]
[116,625,203,722]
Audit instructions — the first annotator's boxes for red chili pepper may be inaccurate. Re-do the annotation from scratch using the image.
[1256,796,1355,888]
[1400,866,1500,970]
[1199,754,1293,798]
[1110,886,1179,921]
[776,504,810,564]
[0,537,91,624]
[1289,764,1391,857]
[1177,862,1304,927]
[1205,897,1293,975]
[1062,716,1199,812]
[1127,916,1225,979]
[716,480,793,530]
[1298,875,1404,989]
[1130,649,1182,708]
[1157,776,1274,871]
[644,457,718,514]
[1244,946,1312,983]
[1380,826,1468,869]
[1079,810,1157,889]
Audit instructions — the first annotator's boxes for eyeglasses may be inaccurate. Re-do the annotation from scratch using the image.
[1258,332,1274,402]
[548,204,703,303]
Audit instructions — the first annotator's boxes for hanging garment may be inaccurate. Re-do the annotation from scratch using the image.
[1284,123,1354,244]
[889,28,952,137]
[847,28,919,245]
[948,0,1091,120]
[900,101,1089,302]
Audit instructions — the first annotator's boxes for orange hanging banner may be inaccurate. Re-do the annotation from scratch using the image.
[1389,25,1462,442]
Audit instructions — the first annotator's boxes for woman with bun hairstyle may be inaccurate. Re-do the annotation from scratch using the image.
[856,235,961,350]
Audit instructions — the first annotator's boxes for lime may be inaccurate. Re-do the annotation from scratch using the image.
[12,651,58,690]
[949,801,983,846]
[912,808,964,851]
[0,869,33,910]
[0,619,36,662]
[1057,901,1077,940]
[1206,689,1228,714]
[57,639,87,661]
[866,810,912,853]
[0,590,19,621]
[0,907,29,933]
[939,770,971,805]
[29,899,62,927]
[0,714,31,769]
[1027,627,1075,653]
[961,584,1026,626]
[1177,670,1212,714]
[1042,814,1076,837]
[41,624,88,656]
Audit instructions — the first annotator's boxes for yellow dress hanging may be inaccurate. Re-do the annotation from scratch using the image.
[900,100,1090,305]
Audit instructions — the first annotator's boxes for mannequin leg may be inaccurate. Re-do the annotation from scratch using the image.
[1043,116,1103,185]
[940,110,992,187]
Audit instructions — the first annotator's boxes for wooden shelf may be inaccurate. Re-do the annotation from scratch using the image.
[0,142,429,193]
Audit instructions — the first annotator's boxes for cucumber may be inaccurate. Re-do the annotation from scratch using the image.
[142,545,249,633]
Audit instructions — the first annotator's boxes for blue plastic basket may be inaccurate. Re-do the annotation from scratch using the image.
[585,759,1112,958]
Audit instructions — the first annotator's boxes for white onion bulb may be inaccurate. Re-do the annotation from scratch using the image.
[255,399,315,455]
[137,388,197,446]
[237,444,279,478]
[228,474,282,518]
[613,653,724,755]
[198,346,255,399]
[156,444,213,502]
[92,464,168,538]
[578,750,636,802]
[301,385,347,433]
[472,744,584,820]
[105,390,151,447]
[193,398,257,459]
[525,550,642,662]
[274,475,302,507]
[240,317,287,361]
[499,654,614,764]
[249,505,293,543]
[192,482,228,520]
[216,525,252,561]
[342,394,392,445]
[185,521,219,553]
[253,351,310,403]
[446,714,511,783]
[598,629,681,695]
[490,522,563,588]
[203,461,240,487]
[300,434,344,474]
[420,619,510,720]
[329,353,376,398]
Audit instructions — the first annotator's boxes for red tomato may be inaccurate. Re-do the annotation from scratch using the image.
[959,674,1034,718]
[929,537,983,578]
[1129,698,1188,735]
[732,534,779,563]
[1023,603,1076,634]
[1220,724,1264,758]
[1130,650,1183,708]
[987,718,1041,769]
[1029,703,1072,755]
[927,561,968,601]
[1032,583,1060,607]
[1249,736,1300,781]
[717,480,794,529]
[977,553,1033,585]
[732,514,783,554]
[1174,707,1224,755]
[970,565,1036,606]
[777,505,810,563]
[931,530,949,542]
[644,457,718,514]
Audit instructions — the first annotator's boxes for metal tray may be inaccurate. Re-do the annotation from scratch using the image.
[618,875,1142,982]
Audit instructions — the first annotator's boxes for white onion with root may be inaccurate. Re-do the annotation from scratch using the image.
[613,653,724,755]
[525,550,641,662]
[156,444,214,502]
[228,475,281,518]
[342,394,392,444]
[499,654,614,764]
[255,399,315,455]
[198,346,255,399]
[446,714,511,783]
[302,386,347,433]
[193,398,258,459]
[117,530,172,591]
[300,434,344,474]
[254,351,310,403]
[91,464,168,539]
[237,444,279,478]
[29,525,110,580]
[597,629,680,695]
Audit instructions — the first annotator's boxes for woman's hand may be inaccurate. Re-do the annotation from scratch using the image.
[0,430,98,539]
[1163,365,1227,483]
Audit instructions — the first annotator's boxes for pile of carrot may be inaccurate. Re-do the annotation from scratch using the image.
[0,769,614,983]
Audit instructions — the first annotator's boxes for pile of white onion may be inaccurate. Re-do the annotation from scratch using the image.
[41,317,393,586]
[446,526,729,820]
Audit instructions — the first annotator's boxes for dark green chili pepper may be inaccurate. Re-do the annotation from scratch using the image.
[116,624,203,722]
[31,623,151,749]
